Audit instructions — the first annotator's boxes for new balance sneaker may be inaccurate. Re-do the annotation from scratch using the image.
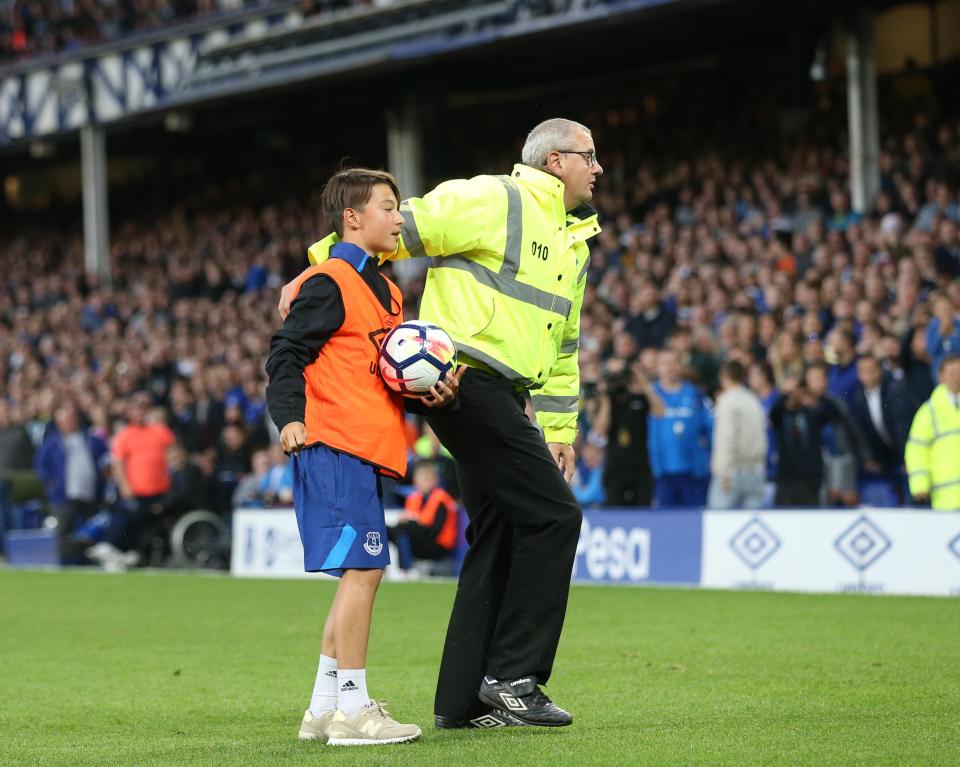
[298,709,335,742]
[478,676,572,727]
[434,709,529,729]
[325,701,421,746]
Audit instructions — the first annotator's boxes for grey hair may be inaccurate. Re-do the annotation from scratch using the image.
[521,118,592,167]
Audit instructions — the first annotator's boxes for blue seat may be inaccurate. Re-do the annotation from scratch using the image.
[4,529,59,566]
[859,479,898,508]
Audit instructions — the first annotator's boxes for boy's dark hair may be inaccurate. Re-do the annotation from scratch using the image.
[322,168,401,238]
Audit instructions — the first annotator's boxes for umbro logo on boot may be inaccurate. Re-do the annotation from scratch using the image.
[478,676,572,727]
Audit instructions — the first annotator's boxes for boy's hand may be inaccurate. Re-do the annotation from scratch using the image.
[280,421,307,453]
[418,366,466,408]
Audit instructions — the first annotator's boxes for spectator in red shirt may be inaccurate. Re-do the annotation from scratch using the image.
[111,393,176,560]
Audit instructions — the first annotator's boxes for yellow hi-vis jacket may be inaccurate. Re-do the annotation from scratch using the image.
[307,164,600,444]
[904,384,960,510]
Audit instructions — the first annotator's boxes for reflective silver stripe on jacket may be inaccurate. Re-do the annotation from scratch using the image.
[456,342,533,387]
[530,394,579,413]
[496,175,523,280]
[400,206,426,259]
[429,255,572,317]
[578,255,590,283]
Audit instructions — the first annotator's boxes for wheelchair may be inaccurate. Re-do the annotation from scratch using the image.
[146,509,231,570]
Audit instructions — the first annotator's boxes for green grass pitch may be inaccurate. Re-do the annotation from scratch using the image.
[2,569,958,766]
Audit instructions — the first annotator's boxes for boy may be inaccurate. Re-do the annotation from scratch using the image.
[265,168,459,746]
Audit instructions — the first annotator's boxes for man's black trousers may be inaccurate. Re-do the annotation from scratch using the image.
[426,369,582,721]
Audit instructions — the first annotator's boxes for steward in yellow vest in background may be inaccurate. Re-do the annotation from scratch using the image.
[905,355,960,510]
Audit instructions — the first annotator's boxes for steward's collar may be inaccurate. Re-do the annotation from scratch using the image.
[509,163,566,202]
[567,204,601,241]
[568,202,598,222]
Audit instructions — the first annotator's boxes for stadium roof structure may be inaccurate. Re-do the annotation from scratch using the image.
[0,0,905,149]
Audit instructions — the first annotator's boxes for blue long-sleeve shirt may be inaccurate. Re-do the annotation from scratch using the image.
[828,360,859,408]
[648,382,712,478]
[759,388,779,480]
[926,317,960,382]
[572,459,606,507]
[259,460,293,498]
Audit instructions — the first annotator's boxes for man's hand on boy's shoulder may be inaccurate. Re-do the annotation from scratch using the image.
[280,421,307,453]
[278,279,296,320]
[417,366,467,409]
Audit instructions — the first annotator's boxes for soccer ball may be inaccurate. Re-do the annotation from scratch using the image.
[378,320,457,395]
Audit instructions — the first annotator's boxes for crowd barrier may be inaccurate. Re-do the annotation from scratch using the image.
[231,507,960,597]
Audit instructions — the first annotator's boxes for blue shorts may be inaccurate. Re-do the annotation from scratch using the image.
[292,444,390,576]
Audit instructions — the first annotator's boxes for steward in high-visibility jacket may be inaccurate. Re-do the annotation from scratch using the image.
[905,381,960,510]
[308,163,600,445]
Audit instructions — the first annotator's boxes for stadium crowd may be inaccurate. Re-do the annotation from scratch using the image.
[0,0,604,67]
[1,0,249,63]
[0,0,403,65]
[0,69,959,566]
[0,0,603,65]
[570,82,960,509]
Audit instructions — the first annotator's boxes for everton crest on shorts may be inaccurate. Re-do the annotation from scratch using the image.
[362,531,384,556]
[291,444,390,575]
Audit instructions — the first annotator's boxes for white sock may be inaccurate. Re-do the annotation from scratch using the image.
[308,654,338,717]
[337,668,370,715]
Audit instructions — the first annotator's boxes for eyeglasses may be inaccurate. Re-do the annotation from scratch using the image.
[556,149,597,167]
